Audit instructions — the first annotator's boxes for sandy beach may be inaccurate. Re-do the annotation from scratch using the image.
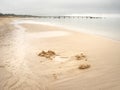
[0,17,120,90]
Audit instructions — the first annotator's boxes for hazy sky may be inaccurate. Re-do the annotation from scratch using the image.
[0,0,120,16]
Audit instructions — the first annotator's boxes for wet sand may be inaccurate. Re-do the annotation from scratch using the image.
[0,18,120,90]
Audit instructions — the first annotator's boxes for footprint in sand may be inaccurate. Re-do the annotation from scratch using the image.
[53,73,58,80]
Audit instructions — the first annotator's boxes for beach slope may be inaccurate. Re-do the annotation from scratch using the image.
[0,18,120,90]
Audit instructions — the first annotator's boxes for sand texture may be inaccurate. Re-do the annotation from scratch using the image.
[0,18,120,90]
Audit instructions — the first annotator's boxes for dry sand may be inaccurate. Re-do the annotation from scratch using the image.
[0,17,120,90]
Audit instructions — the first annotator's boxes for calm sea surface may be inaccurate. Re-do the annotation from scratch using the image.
[27,16,120,40]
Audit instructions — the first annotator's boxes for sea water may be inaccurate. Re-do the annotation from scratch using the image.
[24,16,120,40]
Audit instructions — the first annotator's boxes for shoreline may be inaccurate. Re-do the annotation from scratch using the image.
[12,19,71,38]
[13,19,120,41]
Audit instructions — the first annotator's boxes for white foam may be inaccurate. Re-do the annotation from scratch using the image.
[12,20,57,26]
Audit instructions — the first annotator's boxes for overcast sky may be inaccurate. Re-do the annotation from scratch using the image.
[0,0,120,16]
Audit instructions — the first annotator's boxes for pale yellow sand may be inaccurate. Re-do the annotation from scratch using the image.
[0,18,120,90]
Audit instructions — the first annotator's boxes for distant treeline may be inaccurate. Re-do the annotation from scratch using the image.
[0,13,103,19]
[0,13,38,17]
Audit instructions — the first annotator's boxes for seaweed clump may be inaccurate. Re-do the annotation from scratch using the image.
[73,53,91,69]
[38,50,56,59]
[79,63,90,69]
